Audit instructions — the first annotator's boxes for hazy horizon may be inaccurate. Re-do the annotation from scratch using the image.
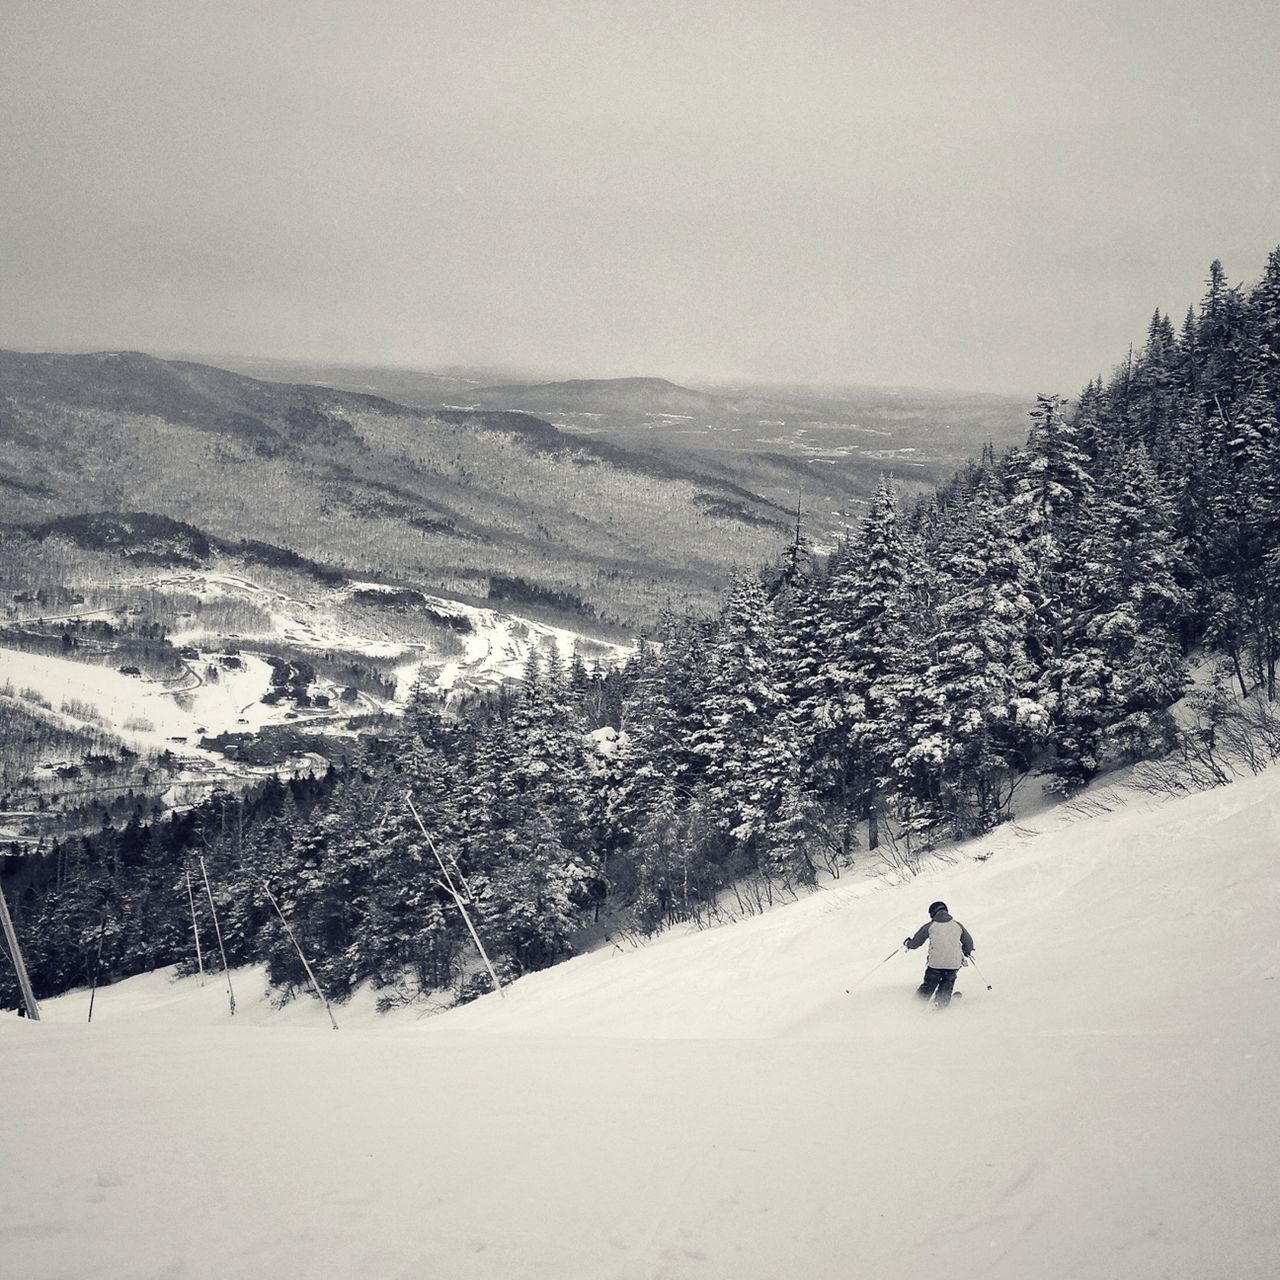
[3,0,1277,397]
[0,343,1045,402]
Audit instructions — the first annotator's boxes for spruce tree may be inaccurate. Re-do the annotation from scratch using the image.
[894,477,1046,836]
[798,478,907,850]
[692,574,795,866]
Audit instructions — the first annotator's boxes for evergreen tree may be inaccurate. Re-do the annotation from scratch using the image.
[630,783,686,933]
[764,779,820,892]
[894,479,1046,836]
[692,575,796,865]
[797,478,907,850]
[479,806,584,973]
[1251,247,1280,404]
[1044,446,1190,784]
[609,615,710,847]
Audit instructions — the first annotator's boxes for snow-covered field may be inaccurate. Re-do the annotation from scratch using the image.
[4,764,1278,1278]
[2,568,625,741]
[0,646,278,748]
[1,566,630,842]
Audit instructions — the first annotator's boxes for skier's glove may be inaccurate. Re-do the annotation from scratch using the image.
[902,938,912,948]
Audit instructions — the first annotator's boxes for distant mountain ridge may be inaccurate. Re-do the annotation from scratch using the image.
[458,376,764,419]
[202,358,1035,522]
[0,351,781,501]
[0,350,791,628]
[0,349,1037,629]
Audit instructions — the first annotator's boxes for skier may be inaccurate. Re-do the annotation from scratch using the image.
[903,901,974,1007]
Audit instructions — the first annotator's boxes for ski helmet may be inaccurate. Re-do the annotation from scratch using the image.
[928,900,947,917]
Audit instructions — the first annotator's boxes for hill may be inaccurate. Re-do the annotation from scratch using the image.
[197,355,513,406]
[0,350,792,628]
[5,762,1277,1279]
[209,358,1036,529]
[461,374,763,418]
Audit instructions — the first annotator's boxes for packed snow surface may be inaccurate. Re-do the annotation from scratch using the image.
[4,768,1280,1279]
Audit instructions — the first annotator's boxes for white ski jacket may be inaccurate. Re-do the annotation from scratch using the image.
[905,911,974,970]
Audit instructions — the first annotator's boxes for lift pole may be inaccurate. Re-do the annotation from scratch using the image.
[0,879,41,1021]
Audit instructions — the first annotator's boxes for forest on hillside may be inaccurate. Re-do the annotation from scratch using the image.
[0,353,791,630]
[4,250,1280,1012]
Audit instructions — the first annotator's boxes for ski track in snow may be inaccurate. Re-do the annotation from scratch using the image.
[4,768,1280,1278]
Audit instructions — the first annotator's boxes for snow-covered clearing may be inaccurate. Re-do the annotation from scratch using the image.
[424,601,612,700]
[2,567,628,843]
[3,568,625,747]
[4,767,1278,1279]
[0,647,277,748]
[162,568,626,703]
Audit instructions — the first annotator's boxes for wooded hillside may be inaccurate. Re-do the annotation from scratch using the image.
[0,352,790,629]
[5,249,1279,1011]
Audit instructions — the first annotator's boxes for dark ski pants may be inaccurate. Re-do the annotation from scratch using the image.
[917,966,958,1007]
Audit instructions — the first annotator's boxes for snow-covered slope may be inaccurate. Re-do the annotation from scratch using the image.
[4,768,1279,1279]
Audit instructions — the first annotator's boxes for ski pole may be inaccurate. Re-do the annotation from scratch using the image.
[967,954,993,990]
[846,945,903,994]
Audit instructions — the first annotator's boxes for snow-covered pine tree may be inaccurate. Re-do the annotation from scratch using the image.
[1206,386,1280,699]
[894,475,1047,837]
[510,644,593,865]
[630,783,686,933]
[1251,247,1280,405]
[1007,393,1092,579]
[478,805,585,974]
[764,778,820,892]
[692,574,796,872]
[608,613,710,848]
[796,478,907,851]
[1044,445,1191,784]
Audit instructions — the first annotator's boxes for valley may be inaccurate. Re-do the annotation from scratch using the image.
[212,358,1035,530]
[0,556,626,848]
[0,348,1031,848]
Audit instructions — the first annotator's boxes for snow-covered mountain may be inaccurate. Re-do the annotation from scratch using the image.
[5,762,1277,1278]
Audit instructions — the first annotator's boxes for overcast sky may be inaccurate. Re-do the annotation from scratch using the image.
[2,0,1277,394]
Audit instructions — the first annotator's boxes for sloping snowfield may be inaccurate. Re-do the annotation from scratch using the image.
[4,768,1279,1279]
